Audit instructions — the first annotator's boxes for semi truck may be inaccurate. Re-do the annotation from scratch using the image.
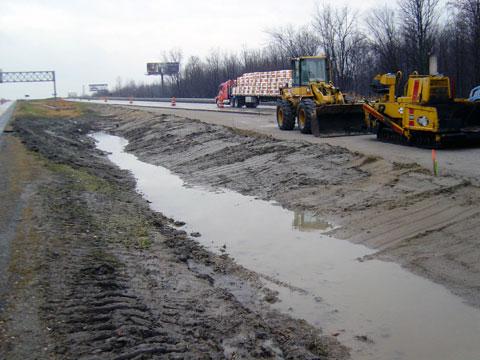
[215,70,292,108]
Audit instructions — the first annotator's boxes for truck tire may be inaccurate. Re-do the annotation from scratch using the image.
[246,98,258,108]
[237,97,245,108]
[276,100,295,130]
[298,99,315,134]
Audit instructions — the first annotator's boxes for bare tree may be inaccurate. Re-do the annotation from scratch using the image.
[398,0,439,74]
[160,48,183,94]
[109,1,479,99]
[266,25,320,58]
[366,6,401,72]
[455,0,480,84]
[313,3,366,89]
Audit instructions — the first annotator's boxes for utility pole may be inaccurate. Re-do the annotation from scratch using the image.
[53,71,57,99]
[161,72,164,96]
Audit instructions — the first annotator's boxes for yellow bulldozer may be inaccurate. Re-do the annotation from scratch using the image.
[363,72,480,148]
[276,56,366,136]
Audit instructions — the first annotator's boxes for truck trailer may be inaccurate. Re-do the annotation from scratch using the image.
[216,70,292,108]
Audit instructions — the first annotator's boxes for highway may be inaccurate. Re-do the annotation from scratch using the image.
[74,98,275,115]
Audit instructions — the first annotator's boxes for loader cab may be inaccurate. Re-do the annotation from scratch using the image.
[291,56,329,87]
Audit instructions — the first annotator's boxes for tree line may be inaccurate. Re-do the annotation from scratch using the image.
[109,0,480,99]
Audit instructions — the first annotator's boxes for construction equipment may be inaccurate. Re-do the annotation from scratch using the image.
[363,72,480,148]
[276,56,365,136]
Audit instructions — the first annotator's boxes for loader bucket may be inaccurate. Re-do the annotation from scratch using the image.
[435,101,480,147]
[436,101,480,132]
[311,104,367,137]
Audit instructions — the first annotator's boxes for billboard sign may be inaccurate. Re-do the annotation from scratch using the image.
[146,62,179,75]
[89,83,108,92]
[161,62,180,75]
[147,63,161,75]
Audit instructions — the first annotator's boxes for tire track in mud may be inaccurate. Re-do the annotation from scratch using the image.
[2,114,349,359]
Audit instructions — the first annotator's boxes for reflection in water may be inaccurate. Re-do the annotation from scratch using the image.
[92,132,480,360]
[292,210,332,232]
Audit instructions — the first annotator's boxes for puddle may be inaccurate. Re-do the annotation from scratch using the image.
[92,132,480,360]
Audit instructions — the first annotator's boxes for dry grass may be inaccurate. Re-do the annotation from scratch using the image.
[14,99,87,119]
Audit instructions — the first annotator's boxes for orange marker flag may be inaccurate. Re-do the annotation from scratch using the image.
[432,149,438,176]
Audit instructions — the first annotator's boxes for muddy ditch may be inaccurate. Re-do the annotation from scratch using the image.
[92,105,480,311]
[0,112,348,359]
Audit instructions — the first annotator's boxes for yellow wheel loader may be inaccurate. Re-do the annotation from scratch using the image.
[363,72,480,148]
[277,56,366,137]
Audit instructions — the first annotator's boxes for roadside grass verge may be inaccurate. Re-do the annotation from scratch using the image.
[43,157,153,250]
[14,99,88,119]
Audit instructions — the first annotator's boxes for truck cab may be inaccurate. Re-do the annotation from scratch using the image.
[215,80,234,107]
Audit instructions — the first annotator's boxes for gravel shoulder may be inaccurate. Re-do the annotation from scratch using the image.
[0,106,347,359]
[94,105,480,309]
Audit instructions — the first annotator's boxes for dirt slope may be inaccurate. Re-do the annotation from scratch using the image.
[95,105,480,309]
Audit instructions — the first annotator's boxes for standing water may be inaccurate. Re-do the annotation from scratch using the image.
[92,132,480,360]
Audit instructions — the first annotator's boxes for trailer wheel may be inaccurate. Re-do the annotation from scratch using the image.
[246,98,258,108]
[298,99,315,134]
[277,100,295,130]
[237,97,245,108]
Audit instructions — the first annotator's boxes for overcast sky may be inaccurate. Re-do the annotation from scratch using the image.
[1,0,385,99]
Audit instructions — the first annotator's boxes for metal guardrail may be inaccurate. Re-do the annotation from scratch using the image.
[0,101,16,135]
[76,96,215,104]
[73,96,278,106]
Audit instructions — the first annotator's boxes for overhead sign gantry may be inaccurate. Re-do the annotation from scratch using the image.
[0,70,57,98]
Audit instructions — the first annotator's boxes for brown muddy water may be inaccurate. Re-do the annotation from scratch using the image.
[92,132,480,360]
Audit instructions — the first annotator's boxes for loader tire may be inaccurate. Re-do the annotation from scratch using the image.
[277,100,295,130]
[298,99,315,134]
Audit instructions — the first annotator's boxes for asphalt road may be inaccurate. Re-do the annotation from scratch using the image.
[0,101,15,137]
[101,102,480,184]
[74,98,275,114]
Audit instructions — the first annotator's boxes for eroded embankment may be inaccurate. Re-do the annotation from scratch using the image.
[0,112,347,359]
[94,105,480,309]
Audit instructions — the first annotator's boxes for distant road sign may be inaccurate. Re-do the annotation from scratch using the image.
[147,63,160,75]
[162,62,180,75]
[146,62,179,75]
[89,84,108,92]
[0,71,55,83]
[0,70,58,98]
